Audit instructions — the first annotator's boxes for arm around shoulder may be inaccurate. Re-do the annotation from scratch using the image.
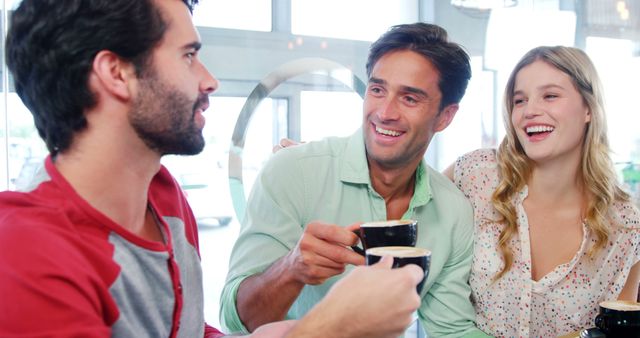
[285,257,422,338]
[618,260,640,301]
[442,162,455,182]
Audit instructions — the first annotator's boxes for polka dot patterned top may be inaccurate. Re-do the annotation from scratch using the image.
[453,149,640,338]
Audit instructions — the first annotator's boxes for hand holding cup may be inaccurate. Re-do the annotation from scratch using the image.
[284,221,364,286]
[366,246,431,293]
[289,255,422,338]
[352,219,418,255]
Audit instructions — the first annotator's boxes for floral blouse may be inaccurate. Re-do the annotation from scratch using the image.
[453,149,640,337]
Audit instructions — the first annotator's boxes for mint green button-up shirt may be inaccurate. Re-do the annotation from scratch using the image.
[220,129,488,337]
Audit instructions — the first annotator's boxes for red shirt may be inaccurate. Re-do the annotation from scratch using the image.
[0,157,224,338]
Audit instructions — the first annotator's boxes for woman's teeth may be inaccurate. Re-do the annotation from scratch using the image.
[526,125,554,136]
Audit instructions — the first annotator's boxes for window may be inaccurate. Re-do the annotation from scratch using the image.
[586,37,640,164]
[1,93,47,191]
[192,0,271,31]
[586,37,640,204]
[291,0,419,41]
[431,56,493,170]
[300,91,362,141]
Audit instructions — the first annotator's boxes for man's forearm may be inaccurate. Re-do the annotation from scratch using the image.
[236,255,305,332]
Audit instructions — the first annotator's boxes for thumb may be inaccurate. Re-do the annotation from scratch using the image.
[372,255,394,269]
[400,264,425,286]
[345,222,363,232]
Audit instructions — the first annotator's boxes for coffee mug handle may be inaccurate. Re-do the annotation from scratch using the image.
[351,229,365,256]
[594,314,608,332]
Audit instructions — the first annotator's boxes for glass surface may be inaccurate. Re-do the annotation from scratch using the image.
[162,96,281,328]
[0,95,6,191]
[484,7,576,71]
[6,0,20,9]
[3,93,47,191]
[192,0,271,31]
[586,37,640,164]
[431,56,493,170]
[586,37,640,205]
[300,91,362,141]
[291,0,419,41]
[162,96,283,225]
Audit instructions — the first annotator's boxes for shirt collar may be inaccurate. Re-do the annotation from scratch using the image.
[412,162,431,206]
[339,128,431,207]
[339,128,370,184]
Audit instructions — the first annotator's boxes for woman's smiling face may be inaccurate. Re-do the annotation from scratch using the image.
[510,59,591,165]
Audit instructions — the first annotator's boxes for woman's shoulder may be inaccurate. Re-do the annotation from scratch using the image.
[458,148,497,165]
[451,148,501,201]
[609,199,640,231]
[454,148,499,176]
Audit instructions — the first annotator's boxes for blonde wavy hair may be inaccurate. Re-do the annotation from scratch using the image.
[492,46,630,280]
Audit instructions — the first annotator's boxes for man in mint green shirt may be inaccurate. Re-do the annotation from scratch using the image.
[221,23,490,338]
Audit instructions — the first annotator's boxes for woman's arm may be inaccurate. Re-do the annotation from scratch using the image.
[618,261,640,302]
[442,162,455,181]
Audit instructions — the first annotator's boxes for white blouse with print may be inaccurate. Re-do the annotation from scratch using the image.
[453,149,640,337]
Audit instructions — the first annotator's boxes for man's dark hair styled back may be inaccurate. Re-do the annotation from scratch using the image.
[5,0,199,155]
[366,22,471,111]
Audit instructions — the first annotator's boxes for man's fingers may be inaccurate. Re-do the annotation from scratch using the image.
[311,240,365,266]
[299,227,364,266]
[345,222,363,232]
[298,239,348,270]
[279,138,299,148]
[273,138,300,153]
[307,222,359,246]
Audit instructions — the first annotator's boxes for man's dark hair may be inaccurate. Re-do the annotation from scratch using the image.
[366,23,471,111]
[5,0,199,155]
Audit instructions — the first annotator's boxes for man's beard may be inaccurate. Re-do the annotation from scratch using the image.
[129,70,207,156]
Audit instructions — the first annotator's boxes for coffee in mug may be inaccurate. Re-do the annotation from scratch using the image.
[594,300,640,337]
[352,219,417,255]
[365,246,430,293]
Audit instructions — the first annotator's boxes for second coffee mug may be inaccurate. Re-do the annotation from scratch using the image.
[365,246,431,293]
[351,219,417,255]
[594,300,640,337]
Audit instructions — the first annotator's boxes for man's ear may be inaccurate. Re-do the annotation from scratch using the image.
[434,103,459,132]
[90,50,136,101]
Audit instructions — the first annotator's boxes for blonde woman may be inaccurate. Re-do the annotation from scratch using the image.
[445,46,640,337]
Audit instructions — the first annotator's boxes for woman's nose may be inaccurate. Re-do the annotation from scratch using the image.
[524,100,543,119]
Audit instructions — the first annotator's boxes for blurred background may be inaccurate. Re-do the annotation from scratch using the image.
[0,0,638,332]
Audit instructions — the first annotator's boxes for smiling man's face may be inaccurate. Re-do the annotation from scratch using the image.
[363,49,457,170]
